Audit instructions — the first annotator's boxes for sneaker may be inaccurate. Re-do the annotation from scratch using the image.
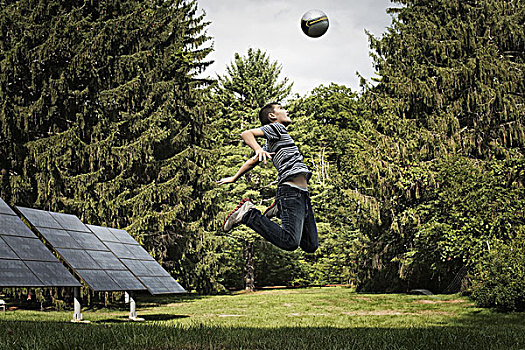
[222,198,256,232]
[263,201,279,219]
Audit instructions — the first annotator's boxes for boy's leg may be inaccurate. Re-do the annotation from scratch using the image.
[242,185,305,251]
[299,194,319,253]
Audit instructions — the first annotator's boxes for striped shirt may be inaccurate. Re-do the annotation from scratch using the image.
[261,122,312,184]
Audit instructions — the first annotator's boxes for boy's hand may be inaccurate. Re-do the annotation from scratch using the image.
[253,149,275,164]
[216,176,236,185]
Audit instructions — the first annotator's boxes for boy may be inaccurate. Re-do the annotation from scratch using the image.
[217,102,318,253]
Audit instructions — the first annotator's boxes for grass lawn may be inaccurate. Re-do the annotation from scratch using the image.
[0,286,523,349]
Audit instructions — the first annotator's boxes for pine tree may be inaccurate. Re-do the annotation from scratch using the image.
[355,0,525,291]
[0,0,221,293]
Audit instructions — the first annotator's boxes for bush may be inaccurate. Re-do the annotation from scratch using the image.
[470,242,525,312]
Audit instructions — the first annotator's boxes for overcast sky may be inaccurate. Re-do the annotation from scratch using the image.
[196,0,394,96]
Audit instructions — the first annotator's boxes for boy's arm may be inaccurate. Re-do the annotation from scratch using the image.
[241,128,273,163]
[217,157,259,185]
[217,128,274,185]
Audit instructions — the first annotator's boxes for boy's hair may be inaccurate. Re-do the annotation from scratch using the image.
[259,102,280,125]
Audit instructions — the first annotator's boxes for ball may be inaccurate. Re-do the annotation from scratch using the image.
[301,9,329,38]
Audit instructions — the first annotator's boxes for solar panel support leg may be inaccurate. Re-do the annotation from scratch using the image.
[127,291,144,322]
[71,287,89,323]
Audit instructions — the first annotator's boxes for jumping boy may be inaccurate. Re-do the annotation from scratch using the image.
[217,102,318,253]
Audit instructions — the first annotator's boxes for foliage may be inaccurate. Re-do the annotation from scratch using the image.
[0,0,220,293]
[354,0,525,292]
[287,84,367,286]
[470,238,525,312]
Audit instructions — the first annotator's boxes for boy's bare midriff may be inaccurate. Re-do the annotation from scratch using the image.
[284,174,308,188]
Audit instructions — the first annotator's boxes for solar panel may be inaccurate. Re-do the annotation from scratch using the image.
[0,214,38,237]
[0,259,44,287]
[89,225,119,243]
[86,250,126,270]
[3,236,58,262]
[0,199,12,215]
[76,269,121,291]
[86,224,186,294]
[108,228,139,245]
[0,237,19,259]
[50,212,91,233]
[15,207,63,229]
[69,231,108,251]
[24,261,82,287]
[104,242,136,259]
[17,206,145,292]
[120,259,150,275]
[56,248,101,270]
[106,270,145,290]
[37,228,83,249]
[0,198,80,288]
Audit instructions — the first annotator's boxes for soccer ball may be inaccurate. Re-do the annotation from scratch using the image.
[301,9,329,38]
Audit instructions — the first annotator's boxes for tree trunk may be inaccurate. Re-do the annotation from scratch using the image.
[243,241,255,291]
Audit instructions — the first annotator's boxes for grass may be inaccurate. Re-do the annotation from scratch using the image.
[0,286,523,349]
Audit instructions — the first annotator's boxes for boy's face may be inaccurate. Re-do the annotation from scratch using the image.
[270,104,291,125]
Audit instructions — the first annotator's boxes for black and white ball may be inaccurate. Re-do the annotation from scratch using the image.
[301,9,329,38]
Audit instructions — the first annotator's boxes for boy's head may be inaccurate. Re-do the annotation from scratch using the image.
[259,102,291,126]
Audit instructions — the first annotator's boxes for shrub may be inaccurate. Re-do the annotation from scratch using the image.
[470,242,525,312]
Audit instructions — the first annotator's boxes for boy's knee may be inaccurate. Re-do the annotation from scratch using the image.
[282,242,300,251]
[303,246,319,253]
[302,244,318,253]
[280,236,301,251]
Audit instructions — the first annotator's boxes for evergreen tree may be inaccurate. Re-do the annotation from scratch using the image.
[356,0,524,291]
[0,0,221,293]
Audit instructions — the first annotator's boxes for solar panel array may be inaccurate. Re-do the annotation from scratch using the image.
[0,198,80,288]
[16,207,145,292]
[87,225,186,294]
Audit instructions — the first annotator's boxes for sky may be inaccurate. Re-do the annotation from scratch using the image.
[196,0,394,96]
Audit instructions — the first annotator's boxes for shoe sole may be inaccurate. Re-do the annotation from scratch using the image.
[222,198,250,232]
[263,201,276,217]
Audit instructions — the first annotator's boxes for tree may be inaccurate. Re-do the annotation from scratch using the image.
[0,0,222,293]
[212,48,293,291]
[355,0,524,291]
[285,84,362,284]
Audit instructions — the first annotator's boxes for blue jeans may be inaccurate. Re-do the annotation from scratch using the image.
[242,184,319,253]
